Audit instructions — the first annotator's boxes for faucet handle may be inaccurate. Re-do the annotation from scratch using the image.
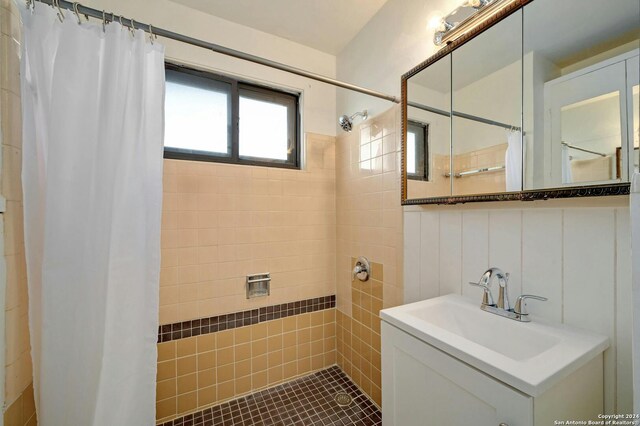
[514,294,548,315]
[468,281,495,306]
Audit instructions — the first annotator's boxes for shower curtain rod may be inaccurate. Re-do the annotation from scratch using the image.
[30,0,401,104]
[408,101,522,132]
[561,142,607,157]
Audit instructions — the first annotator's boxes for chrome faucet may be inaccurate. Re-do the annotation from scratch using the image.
[469,267,547,322]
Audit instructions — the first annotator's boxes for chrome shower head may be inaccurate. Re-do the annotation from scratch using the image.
[338,115,353,132]
[338,110,368,132]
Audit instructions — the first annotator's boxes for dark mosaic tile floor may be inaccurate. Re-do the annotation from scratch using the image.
[160,366,382,426]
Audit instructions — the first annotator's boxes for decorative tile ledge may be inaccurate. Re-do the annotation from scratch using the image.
[157,295,336,343]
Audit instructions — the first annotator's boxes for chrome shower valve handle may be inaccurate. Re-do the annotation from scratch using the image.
[352,256,371,282]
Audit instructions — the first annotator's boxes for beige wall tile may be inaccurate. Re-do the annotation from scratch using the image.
[177,337,197,358]
[156,397,177,421]
[198,369,215,389]
[1,2,34,407]
[157,308,337,422]
[217,381,234,401]
[177,391,197,415]
[337,261,385,406]
[216,348,233,366]
[197,334,215,353]
[176,356,196,376]
[336,107,403,324]
[197,352,215,371]
[157,378,177,401]
[216,364,234,384]
[197,385,216,407]
[157,360,177,381]
[159,133,336,324]
[177,373,197,395]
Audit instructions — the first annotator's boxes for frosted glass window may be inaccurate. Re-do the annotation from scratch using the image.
[239,86,297,164]
[239,98,288,160]
[407,121,428,180]
[407,132,417,174]
[164,69,231,156]
[163,65,299,168]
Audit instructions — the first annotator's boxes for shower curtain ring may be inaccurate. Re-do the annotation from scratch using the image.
[101,10,107,32]
[53,0,64,23]
[148,24,157,44]
[129,19,137,38]
[72,2,83,25]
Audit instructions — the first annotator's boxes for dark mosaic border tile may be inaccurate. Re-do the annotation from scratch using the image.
[158,365,381,426]
[158,295,336,343]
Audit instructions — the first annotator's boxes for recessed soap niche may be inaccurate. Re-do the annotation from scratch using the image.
[246,273,271,299]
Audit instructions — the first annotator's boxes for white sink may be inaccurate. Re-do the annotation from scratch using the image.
[380,294,609,396]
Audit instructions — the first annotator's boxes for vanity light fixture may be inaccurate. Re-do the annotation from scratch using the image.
[433,0,518,46]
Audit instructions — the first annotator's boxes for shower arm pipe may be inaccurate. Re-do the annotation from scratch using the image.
[350,111,367,120]
[31,0,400,104]
[408,100,522,132]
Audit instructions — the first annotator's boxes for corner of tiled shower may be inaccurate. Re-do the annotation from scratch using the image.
[154,106,403,425]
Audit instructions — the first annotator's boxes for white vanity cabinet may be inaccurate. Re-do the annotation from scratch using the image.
[380,295,608,426]
[382,322,604,426]
[382,322,532,426]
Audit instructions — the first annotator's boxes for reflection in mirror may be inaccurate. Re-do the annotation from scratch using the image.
[451,10,522,196]
[560,91,621,184]
[634,84,639,173]
[631,58,639,173]
[406,121,428,180]
[405,54,451,200]
[523,0,640,189]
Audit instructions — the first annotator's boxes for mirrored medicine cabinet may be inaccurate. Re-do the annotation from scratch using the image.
[402,0,640,204]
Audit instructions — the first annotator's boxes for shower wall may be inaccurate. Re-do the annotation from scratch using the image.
[0,1,36,425]
[158,136,336,325]
[156,134,338,422]
[335,106,404,406]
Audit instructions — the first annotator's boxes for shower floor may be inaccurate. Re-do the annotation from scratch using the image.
[159,366,382,426]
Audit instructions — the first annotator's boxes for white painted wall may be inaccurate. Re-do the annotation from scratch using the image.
[403,200,633,414]
[83,0,337,137]
[336,0,460,120]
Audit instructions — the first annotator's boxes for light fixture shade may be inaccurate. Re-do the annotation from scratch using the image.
[433,0,516,46]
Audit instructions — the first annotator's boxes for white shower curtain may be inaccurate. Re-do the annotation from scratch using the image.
[19,3,165,425]
[505,130,523,192]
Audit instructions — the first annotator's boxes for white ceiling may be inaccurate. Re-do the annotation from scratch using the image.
[168,0,389,55]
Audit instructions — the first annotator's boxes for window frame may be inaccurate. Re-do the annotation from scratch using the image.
[406,120,429,181]
[163,62,301,169]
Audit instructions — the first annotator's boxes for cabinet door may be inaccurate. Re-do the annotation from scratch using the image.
[544,60,629,186]
[382,322,532,426]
